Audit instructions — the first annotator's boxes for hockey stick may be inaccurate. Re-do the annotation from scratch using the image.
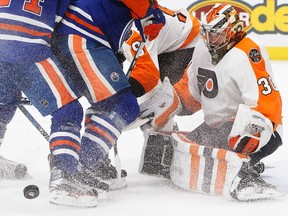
[17,103,50,142]
[126,41,145,77]
[112,40,146,180]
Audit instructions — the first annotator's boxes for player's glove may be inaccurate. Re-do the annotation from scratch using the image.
[228,104,273,154]
[133,1,165,41]
[229,124,263,154]
[138,77,181,131]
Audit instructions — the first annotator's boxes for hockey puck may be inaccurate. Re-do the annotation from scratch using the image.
[23,185,39,199]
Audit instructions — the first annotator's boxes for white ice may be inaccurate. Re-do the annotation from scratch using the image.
[0,61,287,216]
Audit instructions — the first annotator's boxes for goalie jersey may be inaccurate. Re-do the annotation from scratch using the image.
[0,0,70,63]
[187,35,282,131]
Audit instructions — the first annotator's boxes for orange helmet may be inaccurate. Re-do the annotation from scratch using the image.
[201,3,245,64]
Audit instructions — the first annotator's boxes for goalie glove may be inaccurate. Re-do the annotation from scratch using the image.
[139,77,181,131]
[228,104,273,154]
[133,1,165,41]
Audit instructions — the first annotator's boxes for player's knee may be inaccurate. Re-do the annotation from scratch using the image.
[113,88,139,125]
[94,88,139,126]
[0,105,17,125]
[51,100,83,130]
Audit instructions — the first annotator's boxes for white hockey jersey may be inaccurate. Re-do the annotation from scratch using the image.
[121,6,201,93]
[187,35,282,130]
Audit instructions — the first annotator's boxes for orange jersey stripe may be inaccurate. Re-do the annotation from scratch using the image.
[50,140,80,152]
[180,15,201,49]
[130,46,160,93]
[72,35,112,101]
[235,37,282,128]
[0,22,51,38]
[39,59,75,106]
[65,12,104,35]
[174,68,201,113]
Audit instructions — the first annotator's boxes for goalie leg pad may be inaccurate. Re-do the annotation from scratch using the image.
[139,130,173,178]
[170,132,249,196]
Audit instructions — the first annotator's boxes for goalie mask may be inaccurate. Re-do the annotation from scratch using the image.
[201,3,246,65]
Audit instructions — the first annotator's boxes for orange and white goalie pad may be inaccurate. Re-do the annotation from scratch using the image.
[170,132,249,197]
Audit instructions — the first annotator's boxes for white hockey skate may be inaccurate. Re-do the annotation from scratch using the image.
[49,166,100,208]
[230,163,285,201]
[0,155,28,179]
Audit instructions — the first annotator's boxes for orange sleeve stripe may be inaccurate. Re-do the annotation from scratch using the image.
[235,37,282,127]
[129,41,160,93]
[39,60,75,106]
[50,140,80,152]
[65,12,104,35]
[0,23,51,38]
[125,30,160,93]
[72,35,112,101]
[174,69,201,113]
[180,15,201,49]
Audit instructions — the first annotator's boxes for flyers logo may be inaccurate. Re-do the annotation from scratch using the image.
[187,0,288,34]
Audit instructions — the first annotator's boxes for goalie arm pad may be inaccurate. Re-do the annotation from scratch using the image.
[138,77,182,130]
[228,104,273,154]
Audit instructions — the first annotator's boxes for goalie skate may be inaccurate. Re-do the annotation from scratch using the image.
[0,155,28,179]
[230,164,285,202]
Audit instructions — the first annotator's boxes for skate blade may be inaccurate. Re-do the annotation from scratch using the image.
[49,190,98,208]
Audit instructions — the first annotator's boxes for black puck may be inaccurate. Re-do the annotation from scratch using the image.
[23,185,39,199]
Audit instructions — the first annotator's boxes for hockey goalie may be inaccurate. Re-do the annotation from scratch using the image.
[137,3,284,201]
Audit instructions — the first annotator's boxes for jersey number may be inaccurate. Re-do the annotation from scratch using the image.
[0,0,44,16]
[258,75,278,95]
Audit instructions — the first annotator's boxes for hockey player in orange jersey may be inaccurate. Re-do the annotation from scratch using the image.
[120,5,201,178]
[137,3,284,201]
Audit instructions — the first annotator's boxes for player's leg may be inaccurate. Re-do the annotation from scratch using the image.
[53,35,139,189]
[15,52,98,207]
[0,64,28,179]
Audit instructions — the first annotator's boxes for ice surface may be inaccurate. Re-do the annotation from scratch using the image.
[0,61,287,216]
